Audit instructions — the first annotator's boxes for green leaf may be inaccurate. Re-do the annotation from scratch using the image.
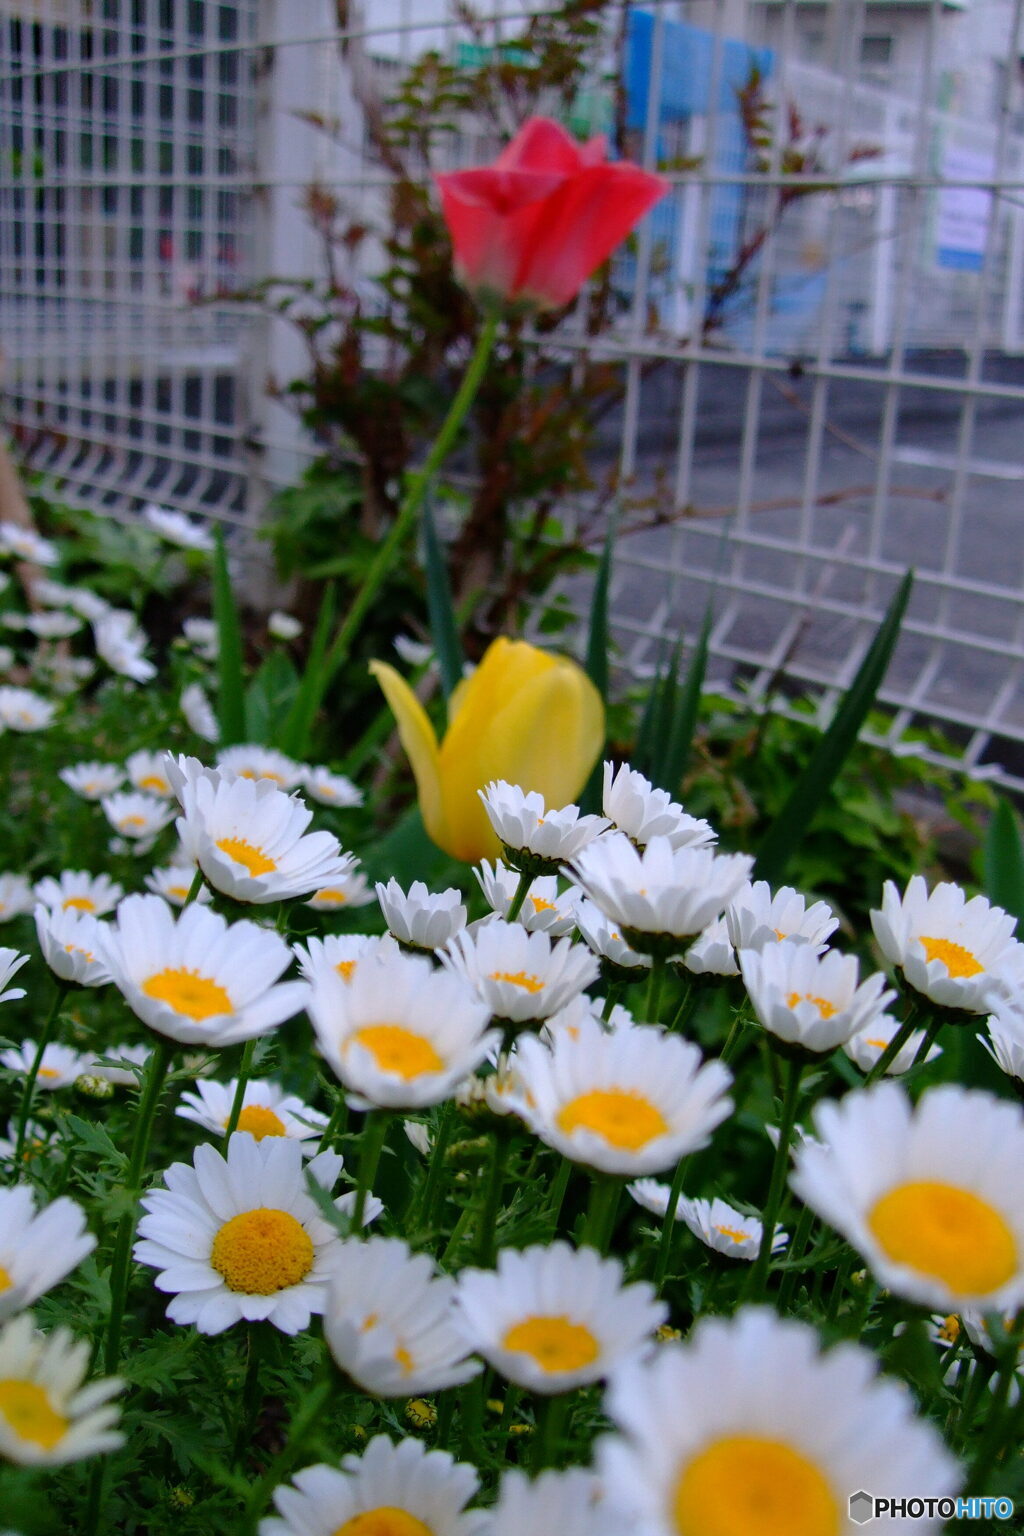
[579,513,615,813]
[280,580,337,759]
[60,1113,129,1171]
[661,602,712,790]
[754,570,914,886]
[212,528,246,747]
[985,796,1024,925]
[244,650,300,746]
[421,495,464,701]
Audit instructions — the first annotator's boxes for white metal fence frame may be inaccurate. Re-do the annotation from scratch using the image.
[3,1,1024,785]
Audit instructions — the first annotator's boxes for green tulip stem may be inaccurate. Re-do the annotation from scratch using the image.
[653,1154,691,1292]
[322,309,500,685]
[582,1175,620,1255]
[504,870,534,924]
[748,1056,804,1301]
[12,979,69,1176]
[352,1110,389,1233]
[222,1037,257,1151]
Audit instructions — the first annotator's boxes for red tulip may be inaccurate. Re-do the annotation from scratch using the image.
[435,117,669,311]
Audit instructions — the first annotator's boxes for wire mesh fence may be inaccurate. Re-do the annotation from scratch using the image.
[3,1,1024,785]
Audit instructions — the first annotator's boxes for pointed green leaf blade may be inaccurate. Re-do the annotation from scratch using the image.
[422,495,464,703]
[985,796,1024,926]
[660,603,712,791]
[580,514,616,813]
[753,569,914,887]
[212,528,246,748]
[280,581,336,759]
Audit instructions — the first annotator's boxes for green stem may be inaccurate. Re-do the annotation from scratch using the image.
[533,1393,569,1471]
[459,1375,484,1464]
[582,1176,620,1255]
[747,1056,803,1301]
[321,1091,348,1153]
[476,1133,510,1267]
[963,1340,1021,1496]
[776,1202,816,1312]
[504,870,533,924]
[668,980,696,1033]
[910,1016,942,1068]
[719,1013,746,1066]
[183,867,205,906]
[234,1324,265,1463]
[352,1111,389,1233]
[435,1389,456,1451]
[322,310,500,685]
[545,1159,572,1234]
[600,983,623,1022]
[242,1369,334,1532]
[862,1012,918,1087]
[824,1252,855,1327]
[418,1102,455,1240]
[653,1155,691,1292]
[222,1037,257,1151]
[644,959,668,1025]
[12,980,69,1176]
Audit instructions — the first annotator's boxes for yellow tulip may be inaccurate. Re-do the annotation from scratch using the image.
[369,637,605,863]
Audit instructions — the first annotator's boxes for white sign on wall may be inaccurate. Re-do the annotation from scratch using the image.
[935,146,994,271]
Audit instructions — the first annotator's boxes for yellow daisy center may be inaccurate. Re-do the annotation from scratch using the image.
[490,970,544,993]
[673,1434,839,1536]
[0,1266,11,1291]
[215,837,278,877]
[63,942,94,962]
[557,1088,668,1151]
[350,1025,443,1081]
[868,1180,1016,1296]
[919,936,983,979]
[240,768,286,784]
[333,1512,433,1536]
[714,1223,751,1245]
[315,889,347,905]
[38,1067,60,1079]
[0,1380,69,1451]
[785,992,836,1019]
[139,774,169,793]
[210,1208,314,1294]
[530,895,557,914]
[502,1314,600,1373]
[168,885,190,901]
[120,815,147,830]
[231,1105,287,1140]
[62,895,96,912]
[336,959,357,980]
[394,1345,414,1374]
[863,1037,890,1051]
[142,967,233,1021]
[938,1314,961,1345]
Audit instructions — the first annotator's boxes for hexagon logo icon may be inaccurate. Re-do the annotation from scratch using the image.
[849,1490,875,1525]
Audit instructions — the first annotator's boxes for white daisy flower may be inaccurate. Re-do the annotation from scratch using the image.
[0,1313,122,1465]
[0,687,56,732]
[0,1188,95,1320]
[144,864,212,907]
[135,1136,359,1335]
[302,765,363,808]
[307,948,496,1110]
[509,1016,733,1177]
[90,1043,152,1086]
[175,773,355,904]
[674,1193,787,1262]
[268,610,302,640]
[983,1004,1024,1087]
[454,1242,666,1395]
[260,1436,484,1536]
[180,682,219,742]
[475,859,579,936]
[32,653,93,696]
[488,1468,618,1536]
[100,791,176,843]
[0,1040,85,1089]
[124,750,176,798]
[64,587,110,624]
[602,760,716,850]
[726,879,838,953]
[376,878,467,951]
[176,1077,327,1150]
[59,762,125,801]
[479,781,609,870]
[540,992,626,1045]
[871,875,1024,1014]
[394,633,435,667]
[32,578,79,609]
[599,1308,959,1536]
[216,744,305,789]
[440,919,599,1025]
[34,906,112,987]
[141,503,214,551]
[323,1237,481,1396]
[293,933,396,988]
[844,1012,943,1076]
[23,611,82,639]
[792,1082,1024,1312]
[627,1176,679,1219]
[739,941,895,1056]
[568,833,753,955]
[0,1117,50,1165]
[182,616,218,661]
[574,897,652,971]
[33,870,123,918]
[98,894,308,1047]
[0,947,29,1004]
[93,609,156,683]
[0,874,34,922]
[404,1120,431,1157]
[0,524,59,566]
[305,866,375,911]
[682,916,740,978]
